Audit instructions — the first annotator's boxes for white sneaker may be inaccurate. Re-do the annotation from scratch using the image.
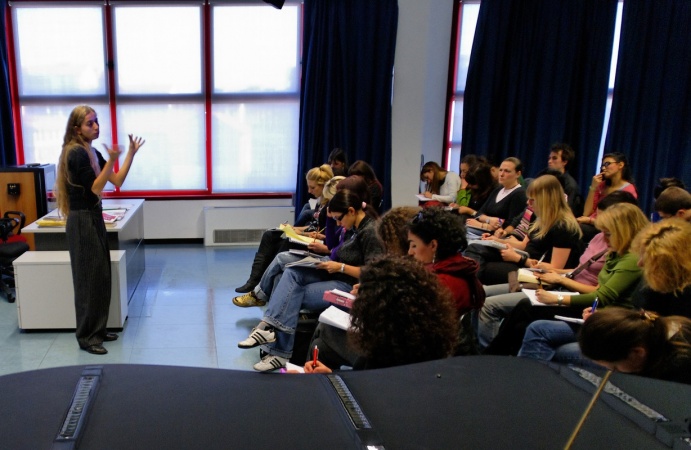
[253,354,288,372]
[238,326,276,349]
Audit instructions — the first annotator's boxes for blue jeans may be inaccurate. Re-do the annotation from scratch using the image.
[260,267,353,358]
[518,320,604,369]
[255,252,330,301]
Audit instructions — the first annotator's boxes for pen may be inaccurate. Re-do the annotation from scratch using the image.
[312,345,319,368]
[591,297,599,313]
[537,252,547,265]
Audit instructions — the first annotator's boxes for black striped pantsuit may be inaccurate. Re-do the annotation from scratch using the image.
[66,209,111,349]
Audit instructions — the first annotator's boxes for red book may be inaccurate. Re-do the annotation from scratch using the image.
[322,289,356,309]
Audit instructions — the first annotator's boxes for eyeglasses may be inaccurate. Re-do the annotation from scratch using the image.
[333,213,345,222]
[601,161,614,170]
[411,211,424,224]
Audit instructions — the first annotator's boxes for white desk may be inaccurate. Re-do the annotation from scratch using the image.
[22,199,145,301]
[13,251,127,330]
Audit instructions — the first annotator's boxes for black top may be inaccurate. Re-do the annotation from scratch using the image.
[525,222,583,267]
[67,146,106,211]
[633,284,691,318]
[477,186,527,228]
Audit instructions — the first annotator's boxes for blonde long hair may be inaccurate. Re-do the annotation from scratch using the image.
[306,164,334,206]
[55,105,102,216]
[596,203,649,255]
[528,175,581,240]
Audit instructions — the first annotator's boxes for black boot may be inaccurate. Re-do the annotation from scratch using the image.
[235,229,281,292]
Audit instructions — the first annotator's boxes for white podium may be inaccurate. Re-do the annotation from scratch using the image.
[13,250,128,330]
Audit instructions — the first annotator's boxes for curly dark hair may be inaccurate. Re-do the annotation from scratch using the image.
[407,207,467,260]
[349,256,459,368]
[376,206,421,256]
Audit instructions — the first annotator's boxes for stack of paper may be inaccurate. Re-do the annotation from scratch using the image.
[318,305,351,331]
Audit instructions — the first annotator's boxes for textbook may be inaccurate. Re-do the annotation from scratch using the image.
[284,256,323,268]
[323,289,356,309]
[318,305,351,331]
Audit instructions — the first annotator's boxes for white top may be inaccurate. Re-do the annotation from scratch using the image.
[431,171,462,204]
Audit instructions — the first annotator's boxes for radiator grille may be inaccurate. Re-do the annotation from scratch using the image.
[213,229,265,244]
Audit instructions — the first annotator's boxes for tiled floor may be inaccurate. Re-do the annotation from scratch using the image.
[0,243,267,376]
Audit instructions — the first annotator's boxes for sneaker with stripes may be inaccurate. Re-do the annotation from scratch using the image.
[253,354,288,372]
[238,326,276,349]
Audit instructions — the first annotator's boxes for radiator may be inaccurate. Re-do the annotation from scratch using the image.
[203,206,295,246]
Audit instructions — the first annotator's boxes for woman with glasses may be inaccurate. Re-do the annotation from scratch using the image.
[238,189,384,372]
[578,153,637,240]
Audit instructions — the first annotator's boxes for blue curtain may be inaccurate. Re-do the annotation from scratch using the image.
[462,0,617,190]
[605,0,691,214]
[295,0,398,215]
[1,0,17,167]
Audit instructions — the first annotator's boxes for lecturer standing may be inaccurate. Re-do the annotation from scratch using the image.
[55,105,144,355]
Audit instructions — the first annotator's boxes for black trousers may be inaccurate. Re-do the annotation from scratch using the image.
[66,209,111,349]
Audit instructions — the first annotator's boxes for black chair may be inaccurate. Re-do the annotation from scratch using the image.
[0,211,29,303]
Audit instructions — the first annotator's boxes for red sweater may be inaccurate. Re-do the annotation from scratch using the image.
[430,254,485,316]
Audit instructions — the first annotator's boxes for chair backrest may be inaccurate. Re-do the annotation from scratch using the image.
[0,211,26,243]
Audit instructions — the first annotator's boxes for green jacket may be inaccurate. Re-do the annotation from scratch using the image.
[570,251,641,308]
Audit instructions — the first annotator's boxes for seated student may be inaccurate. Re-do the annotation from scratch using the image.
[238,189,384,372]
[235,165,334,293]
[465,157,527,235]
[517,218,691,366]
[475,190,639,348]
[327,147,349,177]
[578,308,691,385]
[537,143,582,216]
[419,161,462,205]
[655,187,691,222]
[484,202,647,356]
[233,175,372,307]
[631,218,691,317]
[578,152,638,241]
[468,174,583,286]
[302,256,460,373]
[348,160,383,211]
[451,162,498,219]
[451,154,482,208]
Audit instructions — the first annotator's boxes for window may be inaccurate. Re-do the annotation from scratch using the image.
[445,0,623,174]
[10,1,301,196]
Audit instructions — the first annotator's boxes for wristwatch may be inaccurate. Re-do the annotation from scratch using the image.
[340,263,345,273]
[557,294,564,306]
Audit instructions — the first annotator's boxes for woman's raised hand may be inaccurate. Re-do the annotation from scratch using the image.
[128,134,146,155]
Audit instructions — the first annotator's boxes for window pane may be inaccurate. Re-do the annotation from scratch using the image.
[214,5,299,93]
[212,101,299,193]
[21,103,112,169]
[455,3,480,92]
[116,104,206,191]
[114,6,202,95]
[450,99,463,143]
[13,7,105,96]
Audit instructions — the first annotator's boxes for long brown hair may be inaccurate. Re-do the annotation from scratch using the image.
[55,105,100,216]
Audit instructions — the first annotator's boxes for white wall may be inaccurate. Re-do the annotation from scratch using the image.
[391,0,454,208]
[142,0,453,239]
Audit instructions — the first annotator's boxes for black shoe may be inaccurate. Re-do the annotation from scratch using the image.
[104,332,119,342]
[84,345,108,355]
[235,281,256,293]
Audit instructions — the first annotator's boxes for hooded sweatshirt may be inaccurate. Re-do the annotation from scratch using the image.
[430,254,485,315]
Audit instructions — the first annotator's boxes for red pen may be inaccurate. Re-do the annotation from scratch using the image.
[312,345,319,368]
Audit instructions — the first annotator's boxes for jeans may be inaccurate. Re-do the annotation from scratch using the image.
[477,283,526,348]
[518,320,603,369]
[260,267,353,358]
[254,252,329,301]
[517,320,577,361]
